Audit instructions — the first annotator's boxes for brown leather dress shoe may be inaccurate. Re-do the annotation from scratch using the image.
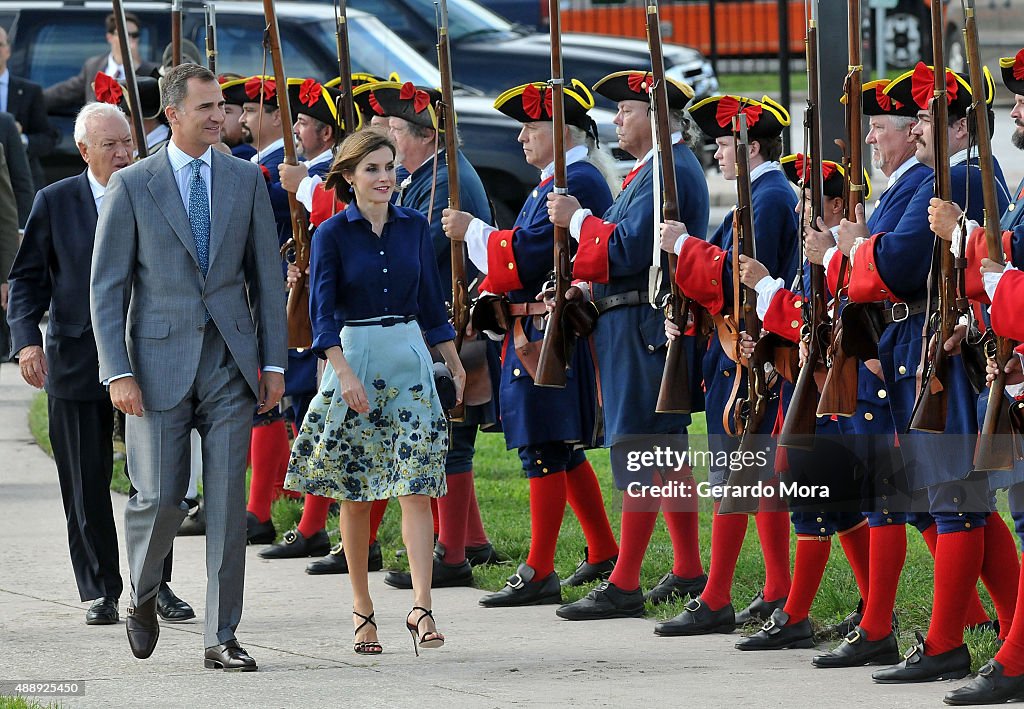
[126,596,159,659]
[204,640,258,672]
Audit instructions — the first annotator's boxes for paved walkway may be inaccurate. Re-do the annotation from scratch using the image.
[0,366,964,708]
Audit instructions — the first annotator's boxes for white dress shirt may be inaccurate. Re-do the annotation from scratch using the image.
[0,68,8,113]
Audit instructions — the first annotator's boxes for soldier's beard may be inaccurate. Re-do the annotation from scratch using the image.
[871,147,884,171]
[1013,127,1024,151]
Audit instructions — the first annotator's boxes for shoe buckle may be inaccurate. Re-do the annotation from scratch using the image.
[903,644,921,661]
[979,662,995,677]
[761,618,777,633]
[507,573,525,590]
[283,530,298,544]
[844,629,862,645]
[683,598,702,613]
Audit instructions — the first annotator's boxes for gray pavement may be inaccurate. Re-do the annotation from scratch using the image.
[0,366,962,708]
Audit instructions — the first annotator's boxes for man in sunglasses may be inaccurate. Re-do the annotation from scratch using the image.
[44,11,159,111]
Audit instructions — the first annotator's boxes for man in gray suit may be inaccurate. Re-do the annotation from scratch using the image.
[90,63,287,670]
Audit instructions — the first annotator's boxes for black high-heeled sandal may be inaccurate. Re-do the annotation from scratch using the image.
[406,606,445,656]
[353,610,382,655]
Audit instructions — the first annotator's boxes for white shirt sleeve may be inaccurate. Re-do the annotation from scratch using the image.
[673,233,690,256]
[295,174,322,213]
[754,276,785,320]
[104,373,134,385]
[984,262,1016,302]
[568,208,592,242]
[950,219,979,257]
[822,246,839,281]
[465,218,495,274]
[848,237,867,266]
[263,366,285,374]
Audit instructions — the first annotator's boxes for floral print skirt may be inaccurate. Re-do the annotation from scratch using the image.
[284,320,449,501]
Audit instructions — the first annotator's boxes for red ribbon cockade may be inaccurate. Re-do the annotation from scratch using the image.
[244,76,276,102]
[1014,48,1024,81]
[715,95,762,129]
[793,153,837,183]
[368,91,386,116]
[626,72,654,96]
[522,83,553,119]
[910,62,958,110]
[399,82,431,113]
[94,72,123,106]
[875,84,903,113]
[299,78,322,108]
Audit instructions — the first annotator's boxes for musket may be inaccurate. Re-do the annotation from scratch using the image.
[205,2,217,75]
[909,4,954,432]
[815,0,864,418]
[111,0,147,159]
[963,0,1014,469]
[719,113,771,515]
[334,0,356,136]
[437,0,469,418]
[263,0,313,348]
[533,0,571,388]
[171,0,182,67]
[649,0,692,413]
[779,0,826,448]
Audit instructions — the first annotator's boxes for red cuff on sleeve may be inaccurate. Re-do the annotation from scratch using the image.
[484,228,524,294]
[826,249,846,297]
[1004,230,1015,265]
[573,216,614,283]
[310,184,345,227]
[991,270,1024,341]
[847,234,895,303]
[675,238,727,315]
[260,164,271,182]
[762,289,803,344]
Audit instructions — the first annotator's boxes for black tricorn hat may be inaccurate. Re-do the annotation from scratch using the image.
[592,70,693,110]
[221,75,279,108]
[1000,49,1024,95]
[286,78,359,133]
[94,72,163,121]
[852,79,918,117]
[362,81,444,131]
[688,94,790,140]
[493,79,596,131]
[781,153,871,201]
[883,62,993,119]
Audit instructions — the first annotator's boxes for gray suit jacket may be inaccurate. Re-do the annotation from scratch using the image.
[90,147,287,412]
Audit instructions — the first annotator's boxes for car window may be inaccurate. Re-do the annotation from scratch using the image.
[310,15,441,86]
[401,0,516,40]
[346,0,416,36]
[24,19,156,88]
[194,16,321,80]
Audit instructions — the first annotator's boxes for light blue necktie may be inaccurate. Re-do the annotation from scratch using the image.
[187,158,210,276]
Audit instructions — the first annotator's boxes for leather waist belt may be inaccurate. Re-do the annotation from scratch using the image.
[507,302,548,317]
[881,300,927,325]
[346,315,417,328]
[594,290,649,314]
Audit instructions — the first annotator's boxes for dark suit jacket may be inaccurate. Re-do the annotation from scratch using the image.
[0,112,33,226]
[43,53,159,112]
[5,74,58,190]
[7,170,106,400]
[0,144,19,282]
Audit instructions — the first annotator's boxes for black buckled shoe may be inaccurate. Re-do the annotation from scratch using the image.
[812,626,901,668]
[735,609,815,651]
[559,548,617,588]
[85,596,119,625]
[479,563,561,607]
[258,529,331,559]
[305,540,383,575]
[126,596,159,659]
[644,572,708,606]
[177,498,206,536]
[821,600,863,639]
[735,590,787,625]
[204,639,258,672]
[464,543,507,567]
[872,633,971,683]
[156,583,195,622]
[556,581,645,621]
[383,557,474,589]
[944,660,1024,705]
[654,596,736,637]
[246,512,276,545]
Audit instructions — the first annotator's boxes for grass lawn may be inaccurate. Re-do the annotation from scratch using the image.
[716,69,904,97]
[0,697,63,709]
[29,391,1004,668]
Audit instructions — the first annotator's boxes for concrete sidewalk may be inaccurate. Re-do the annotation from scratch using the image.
[0,367,957,708]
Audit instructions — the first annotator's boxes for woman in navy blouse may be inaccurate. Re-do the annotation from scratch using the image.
[285,130,465,656]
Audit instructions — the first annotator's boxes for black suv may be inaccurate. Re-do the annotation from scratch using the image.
[0,0,624,225]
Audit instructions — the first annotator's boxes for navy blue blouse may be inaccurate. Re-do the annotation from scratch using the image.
[308,202,456,357]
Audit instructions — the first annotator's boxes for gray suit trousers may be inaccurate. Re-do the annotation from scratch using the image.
[125,324,255,646]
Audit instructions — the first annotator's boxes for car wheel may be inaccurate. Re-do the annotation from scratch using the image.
[883,12,922,69]
[945,29,966,74]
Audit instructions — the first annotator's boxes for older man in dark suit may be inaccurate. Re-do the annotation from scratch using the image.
[7,101,193,627]
[43,11,158,112]
[0,25,58,190]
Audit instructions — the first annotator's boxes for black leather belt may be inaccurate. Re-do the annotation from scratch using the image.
[594,290,649,314]
[881,301,927,325]
[346,315,416,328]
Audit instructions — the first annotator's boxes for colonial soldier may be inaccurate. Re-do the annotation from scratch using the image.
[727,155,871,651]
[833,63,1018,684]
[218,73,257,161]
[344,81,503,589]
[656,94,798,636]
[926,50,1024,704]
[443,78,620,608]
[547,70,710,617]
[92,74,169,154]
[259,78,353,560]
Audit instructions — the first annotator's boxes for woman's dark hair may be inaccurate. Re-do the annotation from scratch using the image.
[324,130,397,194]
